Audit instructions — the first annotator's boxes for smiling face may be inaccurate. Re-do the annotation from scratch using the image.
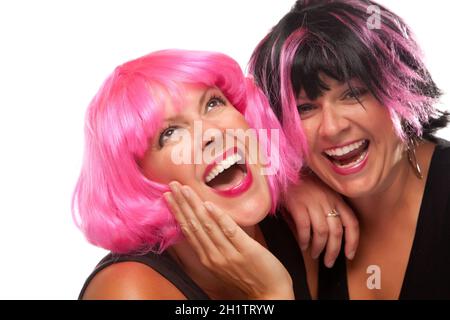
[297,74,406,199]
[140,84,271,226]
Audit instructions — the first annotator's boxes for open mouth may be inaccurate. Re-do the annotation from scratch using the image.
[203,148,252,197]
[323,139,370,170]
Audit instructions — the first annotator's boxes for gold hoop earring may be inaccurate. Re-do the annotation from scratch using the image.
[407,138,423,180]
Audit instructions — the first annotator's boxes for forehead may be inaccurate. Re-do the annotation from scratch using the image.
[160,84,216,120]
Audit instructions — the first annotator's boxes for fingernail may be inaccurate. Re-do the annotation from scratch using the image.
[300,244,308,252]
[163,193,173,206]
[347,251,355,260]
[169,182,178,191]
[325,259,335,268]
[181,186,190,198]
[311,252,320,260]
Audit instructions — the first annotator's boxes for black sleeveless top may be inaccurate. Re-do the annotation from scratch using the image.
[79,213,311,300]
[318,140,450,299]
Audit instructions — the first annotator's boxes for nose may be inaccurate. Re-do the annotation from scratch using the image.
[317,104,350,139]
[203,136,215,150]
[196,119,226,165]
[192,118,224,152]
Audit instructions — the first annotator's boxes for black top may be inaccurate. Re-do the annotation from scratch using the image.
[318,140,450,299]
[79,213,311,300]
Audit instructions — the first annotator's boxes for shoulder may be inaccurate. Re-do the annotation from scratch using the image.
[81,261,187,300]
[435,139,450,162]
[427,139,450,181]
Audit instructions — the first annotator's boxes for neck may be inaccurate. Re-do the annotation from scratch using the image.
[347,141,434,229]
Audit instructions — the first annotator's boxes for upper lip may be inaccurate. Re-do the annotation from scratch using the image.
[202,147,244,183]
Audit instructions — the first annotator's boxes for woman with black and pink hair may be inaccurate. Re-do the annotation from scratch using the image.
[250,0,450,299]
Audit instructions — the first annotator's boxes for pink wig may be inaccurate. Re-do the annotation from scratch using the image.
[250,0,444,156]
[72,50,301,254]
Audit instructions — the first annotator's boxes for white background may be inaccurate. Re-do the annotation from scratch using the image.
[0,0,448,299]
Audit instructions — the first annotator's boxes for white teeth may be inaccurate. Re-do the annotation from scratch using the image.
[324,140,366,157]
[205,153,243,183]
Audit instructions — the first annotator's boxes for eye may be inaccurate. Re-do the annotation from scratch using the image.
[342,87,368,100]
[205,95,226,112]
[158,126,179,147]
[297,103,317,119]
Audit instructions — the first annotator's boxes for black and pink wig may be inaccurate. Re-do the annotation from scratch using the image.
[250,0,448,153]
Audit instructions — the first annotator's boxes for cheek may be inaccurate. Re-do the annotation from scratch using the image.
[383,133,404,165]
[247,174,271,219]
[369,106,402,155]
[224,108,250,128]
[229,189,271,226]
[302,124,318,163]
[366,100,393,132]
[141,149,190,184]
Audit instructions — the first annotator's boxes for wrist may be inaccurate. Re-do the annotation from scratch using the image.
[251,280,295,300]
[255,288,295,300]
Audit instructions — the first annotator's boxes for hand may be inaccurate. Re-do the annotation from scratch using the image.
[164,181,294,300]
[284,174,359,268]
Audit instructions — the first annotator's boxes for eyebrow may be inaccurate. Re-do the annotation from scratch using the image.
[162,87,214,122]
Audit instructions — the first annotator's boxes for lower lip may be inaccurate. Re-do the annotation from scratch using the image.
[212,162,253,197]
[328,148,369,176]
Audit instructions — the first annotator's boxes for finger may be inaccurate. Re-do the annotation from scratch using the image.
[323,211,343,268]
[180,185,236,254]
[169,182,200,235]
[204,201,255,253]
[163,191,206,258]
[308,205,329,260]
[336,201,360,260]
[168,182,218,256]
[290,208,311,252]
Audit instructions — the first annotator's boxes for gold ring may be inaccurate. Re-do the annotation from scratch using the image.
[327,209,340,218]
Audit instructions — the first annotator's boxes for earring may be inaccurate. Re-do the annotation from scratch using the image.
[407,138,423,180]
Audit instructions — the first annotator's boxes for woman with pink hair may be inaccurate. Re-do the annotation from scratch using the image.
[250,0,450,299]
[73,49,319,299]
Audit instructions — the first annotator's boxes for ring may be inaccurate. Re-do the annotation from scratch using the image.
[327,209,340,218]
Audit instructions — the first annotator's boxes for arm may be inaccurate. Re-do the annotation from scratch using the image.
[165,182,294,300]
[81,261,187,300]
[284,173,359,267]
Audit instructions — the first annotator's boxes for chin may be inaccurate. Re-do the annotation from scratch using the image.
[333,181,375,199]
[232,198,271,227]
